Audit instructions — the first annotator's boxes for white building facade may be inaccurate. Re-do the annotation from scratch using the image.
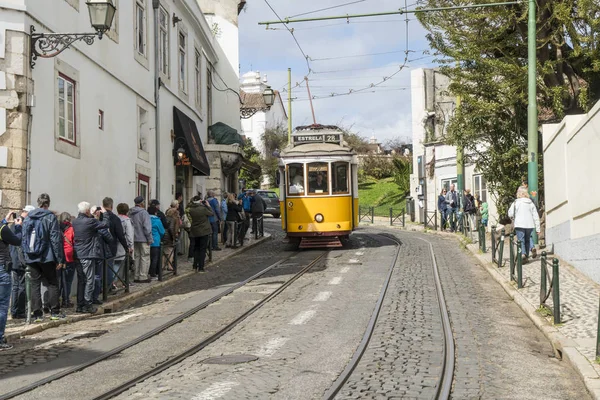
[409,68,499,227]
[0,0,243,214]
[239,71,287,157]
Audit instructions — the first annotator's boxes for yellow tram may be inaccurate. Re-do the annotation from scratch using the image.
[278,125,359,248]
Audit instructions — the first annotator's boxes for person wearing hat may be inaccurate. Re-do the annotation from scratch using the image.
[149,199,168,230]
[129,197,153,283]
[8,206,33,321]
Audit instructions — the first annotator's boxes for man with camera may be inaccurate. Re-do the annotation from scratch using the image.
[445,184,459,233]
[186,196,213,272]
[0,210,24,350]
[9,205,34,320]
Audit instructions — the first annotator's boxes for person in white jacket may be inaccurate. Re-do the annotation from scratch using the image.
[508,186,540,262]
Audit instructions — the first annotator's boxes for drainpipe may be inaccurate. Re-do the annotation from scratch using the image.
[153,0,161,201]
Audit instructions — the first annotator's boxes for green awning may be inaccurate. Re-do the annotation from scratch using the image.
[209,122,244,146]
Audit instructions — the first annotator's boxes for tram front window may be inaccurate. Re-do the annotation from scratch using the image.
[308,163,329,194]
[288,163,305,195]
[333,162,349,193]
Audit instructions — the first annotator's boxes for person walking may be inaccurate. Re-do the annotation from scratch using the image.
[147,206,165,279]
[58,212,76,308]
[250,190,267,237]
[71,202,112,314]
[9,206,33,320]
[445,184,459,232]
[205,191,221,251]
[129,197,153,283]
[114,203,134,287]
[102,198,128,293]
[22,193,65,322]
[163,201,180,271]
[508,186,541,263]
[186,196,213,272]
[225,193,242,248]
[238,190,252,236]
[0,211,23,350]
[438,189,448,231]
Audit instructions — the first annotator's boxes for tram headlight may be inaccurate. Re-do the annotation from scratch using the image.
[315,213,324,223]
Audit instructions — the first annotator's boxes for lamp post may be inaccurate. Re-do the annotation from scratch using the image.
[240,86,276,119]
[30,0,117,69]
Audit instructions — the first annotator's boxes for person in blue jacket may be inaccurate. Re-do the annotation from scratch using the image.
[147,206,165,280]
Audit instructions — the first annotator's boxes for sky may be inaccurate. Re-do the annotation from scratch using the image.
[238,0,438,144]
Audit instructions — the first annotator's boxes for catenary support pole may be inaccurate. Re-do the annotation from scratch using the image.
[288,68,292,144]
[527,0,538,244]
[456,95,464,210]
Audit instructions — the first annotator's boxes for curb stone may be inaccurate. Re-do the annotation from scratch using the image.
[361,222,600,400]
[6,234,272,341]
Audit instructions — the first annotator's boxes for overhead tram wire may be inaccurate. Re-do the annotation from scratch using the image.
[287,0,367,18]
[263,0,312,77]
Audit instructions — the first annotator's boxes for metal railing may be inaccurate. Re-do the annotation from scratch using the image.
[425,210,438,230]
[389,208,406,227]
[478,222,486,253]
[540,251,560,324]
[508,233,523,288]
[358,206,374,224]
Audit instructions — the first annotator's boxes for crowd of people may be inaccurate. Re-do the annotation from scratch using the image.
[0,188,268,351]
[438,183,542,263]
[438,184,489,234]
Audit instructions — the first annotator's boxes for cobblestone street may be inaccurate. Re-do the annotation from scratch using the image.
[0,223,590,400]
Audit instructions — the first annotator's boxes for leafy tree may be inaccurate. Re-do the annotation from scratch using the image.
[342,130,371,153]
[260,124,288,186]
[417,0,600,214]
[239,138,261,189]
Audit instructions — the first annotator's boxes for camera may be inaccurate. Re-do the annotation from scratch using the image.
[11,212,17,219]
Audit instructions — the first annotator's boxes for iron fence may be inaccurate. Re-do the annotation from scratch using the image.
[508,233,523,288]
[425,210,438,230]
[540,251,560,324]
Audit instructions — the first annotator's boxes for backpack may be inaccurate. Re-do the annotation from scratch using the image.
[182,213,191,231]
[22,216,48,257]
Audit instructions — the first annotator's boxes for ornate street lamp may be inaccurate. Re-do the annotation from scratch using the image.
[241,86,276,119]
[30,0,117,69]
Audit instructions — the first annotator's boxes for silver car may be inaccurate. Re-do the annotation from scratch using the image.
[257,190,281,218]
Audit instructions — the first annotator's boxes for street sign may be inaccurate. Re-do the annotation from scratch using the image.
[292,133,341,145]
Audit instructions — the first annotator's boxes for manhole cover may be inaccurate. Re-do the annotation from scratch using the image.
[201,355,259,365]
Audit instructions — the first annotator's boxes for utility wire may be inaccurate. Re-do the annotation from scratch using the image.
[288,0,367,18]
[263,0,312,76]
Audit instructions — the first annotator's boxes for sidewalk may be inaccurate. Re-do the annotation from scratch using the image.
[360,219,600,399]
[5,233,271,341]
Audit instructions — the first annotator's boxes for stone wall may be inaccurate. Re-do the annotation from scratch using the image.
[0,30,31,212]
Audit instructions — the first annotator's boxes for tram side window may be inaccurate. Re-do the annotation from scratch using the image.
[333,162,349,194]
[308,162,329,194]
[288,163,305,195]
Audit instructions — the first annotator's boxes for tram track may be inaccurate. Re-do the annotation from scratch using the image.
[0,250,328,400]
[323,233,455,400]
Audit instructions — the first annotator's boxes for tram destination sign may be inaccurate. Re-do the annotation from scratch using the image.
[293,133,342,145]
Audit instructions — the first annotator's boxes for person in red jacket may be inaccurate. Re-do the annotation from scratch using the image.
[59,212,75,308]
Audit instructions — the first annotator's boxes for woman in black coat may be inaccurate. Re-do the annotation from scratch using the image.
[225,194,242,248]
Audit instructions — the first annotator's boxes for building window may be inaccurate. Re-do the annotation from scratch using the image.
[138,106,149,153]
[473,175,488,203]
[135,0,146,57]
[159,6,169,76]
[195,49,201,109]
[138,173,150,206]
[98,110,104,130]
[57,74,76,144]
[206,64,213,127]
[441,178,458,192]
[178,31,187,93]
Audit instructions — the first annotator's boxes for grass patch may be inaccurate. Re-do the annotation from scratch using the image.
[537,305,552,318]
[359,177,406,211]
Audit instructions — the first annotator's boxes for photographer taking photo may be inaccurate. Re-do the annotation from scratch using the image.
[185,196,213,272]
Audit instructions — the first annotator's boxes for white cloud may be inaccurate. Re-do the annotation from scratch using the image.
[239,0,437,142]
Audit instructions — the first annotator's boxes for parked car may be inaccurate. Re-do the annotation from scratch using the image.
[257,190,281,218]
